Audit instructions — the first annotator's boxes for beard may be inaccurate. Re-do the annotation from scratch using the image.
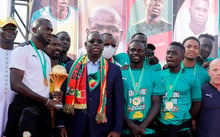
[150,13,158,19]
[185,56,196,61]
[52,55,60,60]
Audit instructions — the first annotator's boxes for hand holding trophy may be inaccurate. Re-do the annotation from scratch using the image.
[50,65,68,109]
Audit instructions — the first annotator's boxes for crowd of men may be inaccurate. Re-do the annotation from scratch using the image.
[0,16,220,137]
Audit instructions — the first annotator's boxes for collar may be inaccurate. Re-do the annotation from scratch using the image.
[87,57,100,65]
[209,83,220,92]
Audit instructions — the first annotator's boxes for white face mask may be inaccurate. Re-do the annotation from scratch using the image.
[102,45,116,59]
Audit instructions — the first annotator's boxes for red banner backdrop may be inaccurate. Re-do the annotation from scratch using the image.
[30,0,219,60]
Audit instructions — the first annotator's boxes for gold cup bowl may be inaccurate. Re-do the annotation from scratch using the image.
[50,65,68,109]
[50,65,68,91]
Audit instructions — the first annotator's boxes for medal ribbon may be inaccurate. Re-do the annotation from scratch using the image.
[193,64,197,75]
[166,67,182,102]
[30,40,47,79]
[182,61,196,75]
[129,66,144,92]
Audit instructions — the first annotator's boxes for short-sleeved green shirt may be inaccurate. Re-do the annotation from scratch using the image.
[113,53,130,66]
[205,57,215,62]
[122,66,164,134]
[158,69,201,126]
[114,53,162,72]
[184,63,210,85]
[145,57,161,72]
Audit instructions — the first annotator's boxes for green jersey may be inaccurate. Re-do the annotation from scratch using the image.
[145,57,161,72]
[184,63,210,85]
[205,57,215,62]
[114,53,162,72]
[113,53,130,66]
[158,69,201,126]
[122,66,164,134]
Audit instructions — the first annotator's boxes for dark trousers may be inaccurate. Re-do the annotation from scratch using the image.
[158,129,192,137]
[157,119,192,137]
[122,134,155,137]
[121,120,156,137]
[5,95,53,137]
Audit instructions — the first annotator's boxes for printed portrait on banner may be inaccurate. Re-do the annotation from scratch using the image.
[78,0,126,56]
[127,0,173,61]
[173,0,218,58]
[30,0,78,58]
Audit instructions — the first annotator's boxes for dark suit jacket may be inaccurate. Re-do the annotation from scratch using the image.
[56,60,124,137]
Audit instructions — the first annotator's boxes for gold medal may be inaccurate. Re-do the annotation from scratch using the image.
[44,78,48,86]
[166,101,173,110]
[132,97,141,106]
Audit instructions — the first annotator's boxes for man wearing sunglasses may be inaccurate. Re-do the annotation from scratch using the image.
[57,31,124,137]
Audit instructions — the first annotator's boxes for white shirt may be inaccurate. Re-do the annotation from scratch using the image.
[87,58,100,75]
[0,47,16,137]
[10,43,51,98]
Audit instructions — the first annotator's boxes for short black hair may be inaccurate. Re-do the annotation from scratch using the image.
[147,43,156,50]
[44,34,58,48]
[102,33,116,43]
[56,31,69,36]
[128,40,146,50]
[198,33,215,41]
[169,41,185,54]
[102,33,113,37]
[182,36,200,47]
[51,34,58,39]
[86,31,102,41]
[131,32,147,41]
[31,18,51,30]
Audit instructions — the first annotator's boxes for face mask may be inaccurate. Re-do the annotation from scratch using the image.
[102,45,116,59]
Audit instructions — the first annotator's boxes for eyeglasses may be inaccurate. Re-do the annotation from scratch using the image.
[88,39,103,44]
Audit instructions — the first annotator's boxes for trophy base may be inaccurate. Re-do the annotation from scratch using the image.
[56,104,63,109]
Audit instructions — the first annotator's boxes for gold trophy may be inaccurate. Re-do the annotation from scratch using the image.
[50,65,68,108]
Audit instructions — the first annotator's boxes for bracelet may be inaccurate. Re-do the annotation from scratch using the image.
[45,98,50,106]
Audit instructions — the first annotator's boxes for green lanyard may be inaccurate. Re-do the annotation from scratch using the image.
[182,61,196,75]
[193,64,197,75]
[166,68,182,102]
[30,40,47,79]
[129,66,144,92]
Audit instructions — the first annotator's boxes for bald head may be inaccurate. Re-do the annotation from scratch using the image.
[208,59,220,88]
[31,18,51,30]
[209,59,220,70]
[88,5,121,27]
[87,5,122,48]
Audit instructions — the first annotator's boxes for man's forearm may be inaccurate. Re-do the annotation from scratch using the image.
[141,95,161,128]
[191,101,201,120]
